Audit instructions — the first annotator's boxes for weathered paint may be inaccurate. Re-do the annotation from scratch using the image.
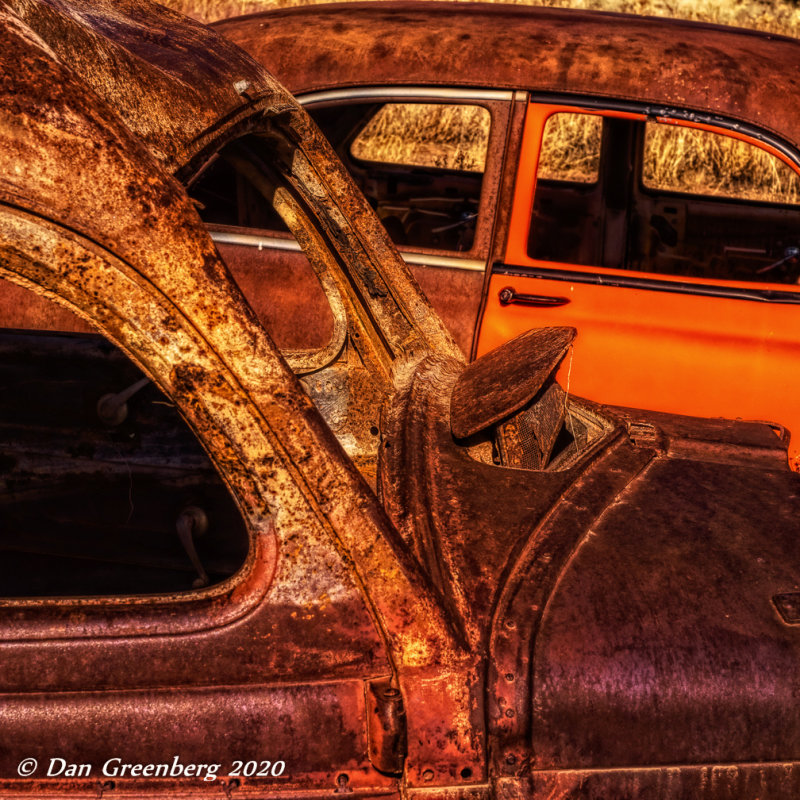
[217,1,800,151]
[3,2,800,799]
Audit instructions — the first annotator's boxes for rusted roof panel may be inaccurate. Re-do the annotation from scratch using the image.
[217,1,800,148]
[6,0,294,171]
[0,4,218,268]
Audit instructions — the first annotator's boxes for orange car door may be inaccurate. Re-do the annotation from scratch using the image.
[479,100,800,466]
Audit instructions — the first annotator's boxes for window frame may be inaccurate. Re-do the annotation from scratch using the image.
[299,87,513,267]
[0,206,275,643]
[505,94,800,302]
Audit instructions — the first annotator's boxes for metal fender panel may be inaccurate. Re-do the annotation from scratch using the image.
[532,454,800,769]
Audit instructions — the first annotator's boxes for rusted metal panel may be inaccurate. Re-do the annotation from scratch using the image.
[0,5,474,796]
[7,0,800,797]
[10,0,469,478]
[215,240,337,351]
[519,764,800,799]
[531,451,800,768]
[217,2,800,151]
[407,262,485,358]
[377,309,800,794]
[0,682,392,794]
[615,406,792,468]
[0,1,456,666]
[5,0,292,173]
[450,326,574,439]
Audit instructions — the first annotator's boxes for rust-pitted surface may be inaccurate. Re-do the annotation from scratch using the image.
[410,264,484,358]
[379,327,800,796]
[0,682,379,790]
[2,0,468,482]
[0,5,467,794]
[380,352,581,645]
[218,2,800,148]
[0,0,459,648]
[6,0,800,798]
[531,454,800,768]
[6,0,291,171]
[450,326,574,439]
[528,765,800,799]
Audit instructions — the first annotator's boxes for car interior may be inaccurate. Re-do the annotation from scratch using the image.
[192,102,488,254]
[308,102,487,252]
[0,282,248,598]
[529,113,800,285]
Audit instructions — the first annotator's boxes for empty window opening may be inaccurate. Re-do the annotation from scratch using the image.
[528,111,604,266]
[189,134,336,353]
[350,103,490,172]
[0,283,248,598]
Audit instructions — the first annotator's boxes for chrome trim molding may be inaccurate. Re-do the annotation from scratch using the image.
[532,92,800,169]
[494,262,800,305]
[299,87,514,105]
[211,231,302,252]
[211,231,485,272]
[402,252,485,272]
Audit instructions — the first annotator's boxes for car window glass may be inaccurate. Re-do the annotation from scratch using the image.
[536,112,602,183]
[643,122,800,204]
[0,280,248,598]
[350,103,490,172]
[527,109,800,285]
[528,111,603,266]
[311,101,491,252]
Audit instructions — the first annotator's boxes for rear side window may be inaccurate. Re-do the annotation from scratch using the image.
[350,102,490,172]
[528,111,604,266]
[536,112,601,184]
[643,122,800,204]
[0,280,248,598]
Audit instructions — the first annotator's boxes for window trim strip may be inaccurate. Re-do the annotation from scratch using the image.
[493,262,800,305]
[299,87,515,106]
[531,92,800,169]
[210,230,486,272]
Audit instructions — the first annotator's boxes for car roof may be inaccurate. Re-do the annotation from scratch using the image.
[216,1,800,149]
[6,0,296,173]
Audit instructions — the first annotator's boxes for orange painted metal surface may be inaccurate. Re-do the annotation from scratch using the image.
[480,101,800,466]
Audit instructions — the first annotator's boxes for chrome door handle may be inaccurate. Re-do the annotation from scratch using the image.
[498,287,570,307]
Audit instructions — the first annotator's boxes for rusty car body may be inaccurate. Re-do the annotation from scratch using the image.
[2,0,800,798]
[216,2,800,469]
